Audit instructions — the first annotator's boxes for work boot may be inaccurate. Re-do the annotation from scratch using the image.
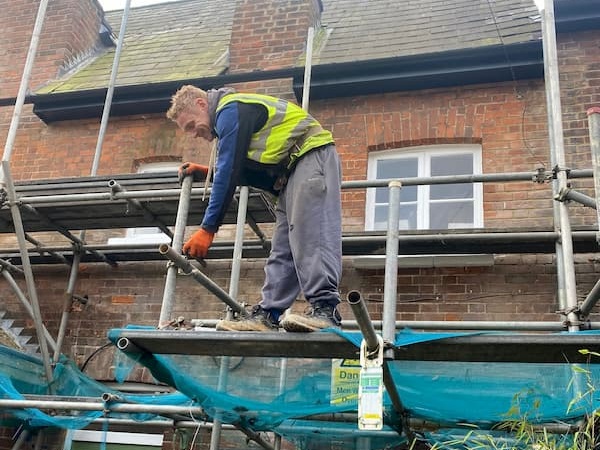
[215,305,280,331]
[280,302,342,332]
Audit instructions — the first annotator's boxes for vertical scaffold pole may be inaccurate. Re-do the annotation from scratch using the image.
[91,0,132,175]
[578,108,600,317]
[588,108,600,241]
[1,0,50,167]
[301,27,314,112]
[541,0,579,331]
[383,181,401,354]
[53,252,81,363]
[1,0,53,385]
[2,162,53,385]
[273,357,288,450]
[381,181,407,426]
[158,176,193,326]
[209,186,250,450]
[540,0,565,311]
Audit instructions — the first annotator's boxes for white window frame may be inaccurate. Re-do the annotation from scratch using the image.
[365,144,483,231]
[63,430,163,450]
[107,161,179,245]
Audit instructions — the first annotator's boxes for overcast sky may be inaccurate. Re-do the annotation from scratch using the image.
[98,0,181,12]
[99,0,545,12]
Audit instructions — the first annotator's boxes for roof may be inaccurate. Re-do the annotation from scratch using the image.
[37,0,235,94]
[314,0,541,65]
[36,0,540,95]
[25,0,600,122]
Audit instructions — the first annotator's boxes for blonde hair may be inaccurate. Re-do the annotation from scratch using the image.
[166,85,208,121]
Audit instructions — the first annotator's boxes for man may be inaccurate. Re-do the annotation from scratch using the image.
[166,85,343,332]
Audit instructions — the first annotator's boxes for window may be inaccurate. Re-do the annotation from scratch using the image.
[66,430,163,450]
[365,145,483,231]
[107,161,179,245]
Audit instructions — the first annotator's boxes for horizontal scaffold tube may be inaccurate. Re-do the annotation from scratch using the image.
[77,416,581,438]
[2,401,580,435]
[0,399,204,416]
[12,169,594,206]
[192,318,588,331]
[341,168,593,189]
[86,417,234,429]
[300,413,579,434]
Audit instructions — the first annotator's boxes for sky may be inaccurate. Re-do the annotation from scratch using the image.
[98,0,182,11]
[99,0,545,12]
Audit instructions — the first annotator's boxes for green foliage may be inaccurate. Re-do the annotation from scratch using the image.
[415,352,600,450]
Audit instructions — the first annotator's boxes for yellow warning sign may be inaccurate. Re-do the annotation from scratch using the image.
[330,358,360,406]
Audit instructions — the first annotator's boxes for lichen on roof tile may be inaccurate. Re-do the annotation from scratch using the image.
[36,0,235,94]
[36,0,542,95]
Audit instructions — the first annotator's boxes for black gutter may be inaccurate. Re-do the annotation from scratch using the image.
[292,41,543,101]
[30,67,304,123]
[28,42,543,123]
[555,0,600,33]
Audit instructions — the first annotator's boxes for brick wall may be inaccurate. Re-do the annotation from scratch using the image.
[0,0,104,97]
[227,0,321,98]
[556,29,600,225]
[1,4,598,359]
[312,79,561,230]
[1,0,600,448]
[229,0,320,73]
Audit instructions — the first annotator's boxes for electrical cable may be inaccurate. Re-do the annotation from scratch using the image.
[80,342,113,372]
[485,0,546,168]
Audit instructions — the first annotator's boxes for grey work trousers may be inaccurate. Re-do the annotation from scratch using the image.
[260,144,342,311]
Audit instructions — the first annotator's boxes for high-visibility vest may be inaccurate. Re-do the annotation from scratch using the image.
[216,93,334,168]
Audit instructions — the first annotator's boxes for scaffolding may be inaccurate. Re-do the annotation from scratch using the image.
[2,0,600,449]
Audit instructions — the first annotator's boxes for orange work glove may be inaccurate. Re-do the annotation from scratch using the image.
[178,162,209,183]
[182,228,215,258]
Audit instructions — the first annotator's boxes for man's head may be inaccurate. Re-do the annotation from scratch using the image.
[166,85,214,141]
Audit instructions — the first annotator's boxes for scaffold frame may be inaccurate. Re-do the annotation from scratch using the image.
[2,0,600,449]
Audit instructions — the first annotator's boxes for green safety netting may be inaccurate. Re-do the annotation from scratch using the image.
[2,328,600,449]
[0,344,198,429]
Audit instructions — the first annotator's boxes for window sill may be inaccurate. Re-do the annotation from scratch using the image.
[107,235,171,245]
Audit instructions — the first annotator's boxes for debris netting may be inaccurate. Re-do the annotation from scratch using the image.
[2,328,600,449]
[0,344,197,429]
[107,327,600,448]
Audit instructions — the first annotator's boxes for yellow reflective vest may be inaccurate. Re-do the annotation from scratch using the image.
[216,93,334,168]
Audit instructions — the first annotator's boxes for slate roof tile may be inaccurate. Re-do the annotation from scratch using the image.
[35,0,541,94]
[312,0,540,64]
[37,0,234,93]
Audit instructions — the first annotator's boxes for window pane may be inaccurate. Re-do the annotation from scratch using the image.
[374,204,417,230]
[374,205,388,230]
[430,183,473,200]
[429,201,474,229]
[430,154,474,199]
[400,204,418,230]
[431,154,473,176]
[376,157,418,179]
[374,157,418,203]
[375,184,417,203]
